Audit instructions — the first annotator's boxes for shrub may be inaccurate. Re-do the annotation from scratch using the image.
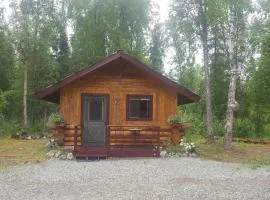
[48,113,64,124]
[164,138,197,155]
[179,139,197,154]
[168,114,184,125]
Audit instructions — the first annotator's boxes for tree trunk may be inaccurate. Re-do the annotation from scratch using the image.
[198,0,214,142]
[224,7,239,149]
[23,65,28,126]
[224,71,237,149]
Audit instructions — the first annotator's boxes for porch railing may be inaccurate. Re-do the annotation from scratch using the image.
[107,125,161,156]
[72,124,163,157]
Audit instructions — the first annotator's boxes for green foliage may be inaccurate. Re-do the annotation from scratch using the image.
[0,120,23,136]
[167,114,184,125]
[0,90,13,118]
[234,118,255,138]
[164,139,197,155]
[0,30,15,91]
[48,113,65,124]
[149,22,165,73]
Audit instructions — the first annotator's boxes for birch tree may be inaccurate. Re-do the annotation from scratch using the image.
[224,0,250,149]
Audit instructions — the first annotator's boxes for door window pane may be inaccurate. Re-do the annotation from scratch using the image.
[89,98,103,121]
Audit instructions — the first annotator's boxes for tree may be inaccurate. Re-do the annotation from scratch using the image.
[69,0,150,70]
[0,13,15,92]
[224,0,250,149]
[168,0,216,141]
[149,22,164,73]
[197,0,214,141]
[10,0,60,126]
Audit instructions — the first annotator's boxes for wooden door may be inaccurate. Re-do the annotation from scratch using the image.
[82,94,108,147]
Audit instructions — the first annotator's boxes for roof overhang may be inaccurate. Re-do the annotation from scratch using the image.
[36,51,200,105]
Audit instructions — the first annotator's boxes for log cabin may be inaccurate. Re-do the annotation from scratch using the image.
[36,50,200,158]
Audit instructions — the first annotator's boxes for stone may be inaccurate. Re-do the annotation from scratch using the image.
[46,151,55,158]
[160,151,167,157]
[191,153,197,157]
[26,136,32,140]
[54,151,62,158]
[67,153,74,160]
[59,154,67,160]
[46,139,58,149]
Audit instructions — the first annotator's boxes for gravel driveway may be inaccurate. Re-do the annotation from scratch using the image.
[0,158,270,200]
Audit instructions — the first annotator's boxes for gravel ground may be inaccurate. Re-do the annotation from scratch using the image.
[0,158,270,200]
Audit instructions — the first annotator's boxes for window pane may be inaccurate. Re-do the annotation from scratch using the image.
[129,99,140,118]
[139,100,149,118]
[128,96,152,120]
[89,98,103,121]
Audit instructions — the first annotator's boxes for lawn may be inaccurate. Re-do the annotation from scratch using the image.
[0,137,48,170]
[0,136,269,170]
[198,139,270,168]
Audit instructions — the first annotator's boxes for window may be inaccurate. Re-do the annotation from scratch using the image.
[127,95,153,120]
[88,98,104,121]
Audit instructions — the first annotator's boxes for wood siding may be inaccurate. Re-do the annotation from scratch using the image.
[60,63,178,143]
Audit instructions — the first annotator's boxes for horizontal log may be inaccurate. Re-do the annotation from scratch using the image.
[64,136,82,141]
[109,128,159,132]
[110,139,159,144]
[64,124,81,129]
[64,132,82,137]
[64,142,82,146]
[109,132,170,137]
[64,130,82,134]
[64,139,82,143]
[109,142,161,146]
[110,135,158,140]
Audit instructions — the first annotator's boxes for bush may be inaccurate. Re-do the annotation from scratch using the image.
[164,138,197,155]
[168,114,184,125]
[234,118,255,138]
[0,120,23,136]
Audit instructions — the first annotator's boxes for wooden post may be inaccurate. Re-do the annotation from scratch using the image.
[107,125,110,156]
[157,126,160,157]
[74,125,78,155]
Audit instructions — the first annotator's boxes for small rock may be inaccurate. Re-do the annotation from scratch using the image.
[67,153,74,160]
[46,151,55,158]
[177,153,183,157]
[160,151,167,157]
[59,154,67,160]
[191,153,197,157]
[55,151,62,158]
[46,139,58,148]
[26,135,32,140]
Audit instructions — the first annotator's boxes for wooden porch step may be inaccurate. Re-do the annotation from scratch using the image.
[75,147,109,158]
[74,146,159,158]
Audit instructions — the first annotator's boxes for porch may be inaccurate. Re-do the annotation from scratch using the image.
[62,125,172,158]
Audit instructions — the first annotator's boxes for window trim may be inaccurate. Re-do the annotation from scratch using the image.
[126,95,153,121]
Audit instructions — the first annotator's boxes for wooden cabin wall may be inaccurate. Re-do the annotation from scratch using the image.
[60,64,178,131]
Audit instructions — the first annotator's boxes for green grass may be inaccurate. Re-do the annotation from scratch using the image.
[197,138,270,167]
[0,137,48,170]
